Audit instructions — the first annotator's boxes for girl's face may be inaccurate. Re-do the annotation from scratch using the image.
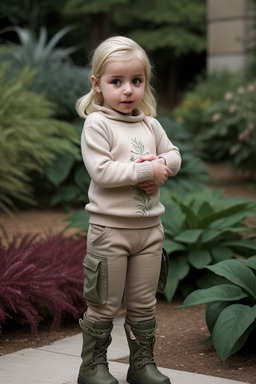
[92,56,146,115]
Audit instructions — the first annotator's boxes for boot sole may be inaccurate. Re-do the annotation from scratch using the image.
[77,376,87,384]
[127,370,171,384]
[78,376,88,384]
[78,374,119,384]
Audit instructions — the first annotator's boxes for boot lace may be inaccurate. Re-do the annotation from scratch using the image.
[89,340,109,367]
[137,338,155,367]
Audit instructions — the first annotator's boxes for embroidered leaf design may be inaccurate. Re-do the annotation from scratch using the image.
[130,137,149,162]
[133,186,152,216]
[130,137,152,216]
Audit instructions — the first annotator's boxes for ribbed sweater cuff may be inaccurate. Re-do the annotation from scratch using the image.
[161,152,181,176]
[135,161,154,182]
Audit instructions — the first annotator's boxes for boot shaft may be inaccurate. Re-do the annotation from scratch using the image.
[124,319,156,367]
[78,315,118,384]
[79,315,113,368]
[124,318,171,384]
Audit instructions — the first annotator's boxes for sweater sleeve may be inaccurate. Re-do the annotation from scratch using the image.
[81,125,154,187]
[154,120,181,176]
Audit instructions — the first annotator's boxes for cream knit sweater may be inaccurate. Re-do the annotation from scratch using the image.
[81,106,181,228]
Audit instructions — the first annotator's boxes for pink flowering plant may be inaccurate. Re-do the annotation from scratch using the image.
[199,81,256,172]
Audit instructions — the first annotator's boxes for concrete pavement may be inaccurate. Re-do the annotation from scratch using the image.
[0,316,250,384]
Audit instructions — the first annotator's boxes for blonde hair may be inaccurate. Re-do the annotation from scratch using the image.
[76,36,157,118]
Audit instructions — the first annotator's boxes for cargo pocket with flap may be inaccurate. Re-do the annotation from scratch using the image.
[83,252,108,304]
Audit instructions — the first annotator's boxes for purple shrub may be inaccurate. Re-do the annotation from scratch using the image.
[0,233,87,334]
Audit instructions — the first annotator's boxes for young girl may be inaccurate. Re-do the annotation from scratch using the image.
[76,36,181,384]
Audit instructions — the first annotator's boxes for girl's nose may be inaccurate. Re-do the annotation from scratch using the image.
[123,82,132,94]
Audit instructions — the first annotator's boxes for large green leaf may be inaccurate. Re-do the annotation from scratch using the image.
[221,239,256,256]
[45,154,74,186]
[228,323,255,358]
[201,336,213,345]
[188,249,211,269]
[239,255,256,271]
[212,304,256,360]
[64,209,89,231]
[174,229,203,243]
[206,260,256,302]
[163,239,186,254]
[201,226,253,244]
[211,211,256,230]
[165,254,190,302]
[196,272,228,290]
[161,201,185,237]
[211,246,233,263]
[174,200,198,228]
[198,198,253,228]
[169,254,190,280]
[200,229,220,244]
[179,284,247,308]
[199,203,245,228]
[164,275,179,303]
[74,165,90,190]
[205,301,230,334]
[208,206,255,230]
[197,201,214,219]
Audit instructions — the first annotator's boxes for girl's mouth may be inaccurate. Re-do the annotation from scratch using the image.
[121,101,133,107]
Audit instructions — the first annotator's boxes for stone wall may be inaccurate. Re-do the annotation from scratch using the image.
[207,0,256,72]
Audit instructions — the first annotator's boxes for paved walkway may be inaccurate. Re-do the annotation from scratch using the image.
[0,316,249,384]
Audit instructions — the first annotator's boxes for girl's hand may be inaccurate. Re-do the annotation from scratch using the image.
[136,155,173,186]
[135,155,159,163]
[151,160,173,186]
[138,181,159,194]
[136,155,159,193]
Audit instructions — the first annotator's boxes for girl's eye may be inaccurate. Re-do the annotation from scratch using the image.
[112,79,121,85]
[132,78,142,85]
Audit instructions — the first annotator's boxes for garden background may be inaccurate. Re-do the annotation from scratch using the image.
[0,1,256,383]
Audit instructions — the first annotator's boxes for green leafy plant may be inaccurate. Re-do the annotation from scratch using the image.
[173,71,243,131]
[45,155,91,212]
[179,256,256,360]
[173,72,256,171]
[0,63,79,213]
[0,25,79,68]
[158,117,210,193]
[29,63,91,120]
[64,209,90,234]
[0,25,90,120]
[199,81,256,170]
[29,120,90,212]
[160,187,256,302]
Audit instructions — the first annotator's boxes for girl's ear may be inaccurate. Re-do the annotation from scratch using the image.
[91,75,101,93]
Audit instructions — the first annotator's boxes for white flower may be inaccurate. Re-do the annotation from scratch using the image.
[237,86,245,94]
[224,92,233,100]
[248,84,255,92]
[212,113,221,122]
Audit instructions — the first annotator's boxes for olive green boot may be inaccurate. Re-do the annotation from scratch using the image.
[77,314,118,384]
[124,318,171,384]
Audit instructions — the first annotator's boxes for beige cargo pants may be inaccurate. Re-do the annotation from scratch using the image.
[83,223,164,323]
